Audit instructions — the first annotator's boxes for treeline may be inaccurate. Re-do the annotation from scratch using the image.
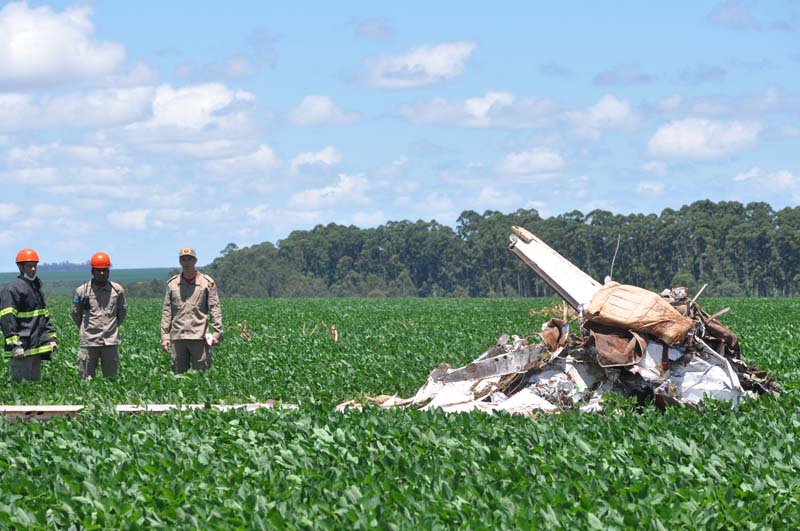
[197,200,800,298]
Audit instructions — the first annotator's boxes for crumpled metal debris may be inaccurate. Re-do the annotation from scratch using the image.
[339,226,778,417]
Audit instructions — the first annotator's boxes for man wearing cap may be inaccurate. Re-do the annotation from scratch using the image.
[160,247,223,374]
[0,248,58,382]
[71,252,128,378]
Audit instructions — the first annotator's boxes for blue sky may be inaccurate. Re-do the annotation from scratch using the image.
[0,1,798,270]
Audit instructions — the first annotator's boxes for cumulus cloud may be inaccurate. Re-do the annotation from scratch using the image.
[118,83,256,145]
[203,145,279,175]
[733,166,797,188]
[288,174,370,209]
[497,148,564,175]
[593,63,654,86]
[366,41,476,88]
[400,91,557,128]
[680,64,726,84]
[636,181,666,195]
[6,142,129,167]
[287,95,359,126]
[0,2,126,89]
[290,146,341,172]
[0,87,155,131]
[107,209,149,230]
[565,95,639,139]
[648,118,761,159]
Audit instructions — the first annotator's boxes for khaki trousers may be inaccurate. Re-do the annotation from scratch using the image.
[10,355,41,383]
[78,345,119,378]
[171,339,211,374]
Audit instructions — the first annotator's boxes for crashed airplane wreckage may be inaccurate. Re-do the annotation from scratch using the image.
[340,226,777,416]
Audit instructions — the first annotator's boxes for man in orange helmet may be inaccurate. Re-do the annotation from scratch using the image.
[70,252,127,378]
[0,248,58,382]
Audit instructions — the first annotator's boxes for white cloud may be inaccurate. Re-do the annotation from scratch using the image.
[0,203,20,221]
[352,210,385,227]
[477,186,516,208]
[497,148,564,174]
[636,181,665,195]
[367,41,476,88]
[0,2,125,89]
[7,142,129,167]
[290,146,341,172]
[733,166,797,189]
[648,118,761,159]
[733,166,761,182]
[119,84,256,144]
[641,161,668,177]
[565,95,639,139]
[203,145,279,175]
[288,174,370,209]
[380,155,409,177]
[400,91,557,128]
[287,95,358,126]
[0,87,154,131]
[107,209,149,230]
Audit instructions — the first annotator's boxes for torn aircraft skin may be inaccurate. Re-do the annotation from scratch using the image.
[339,226,778,417]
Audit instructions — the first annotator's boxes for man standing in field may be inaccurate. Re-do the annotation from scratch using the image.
[71,252,127,378]
[161,247,223,374]
[0,248,58,382]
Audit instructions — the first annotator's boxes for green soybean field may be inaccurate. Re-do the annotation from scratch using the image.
[1,297,800,529]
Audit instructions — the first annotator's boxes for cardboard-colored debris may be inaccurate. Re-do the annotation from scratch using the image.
[340,226,778,417]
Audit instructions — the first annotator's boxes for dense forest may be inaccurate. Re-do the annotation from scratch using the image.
[178,200,799,298]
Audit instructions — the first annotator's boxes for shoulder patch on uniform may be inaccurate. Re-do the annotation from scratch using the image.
[73,295,80,304]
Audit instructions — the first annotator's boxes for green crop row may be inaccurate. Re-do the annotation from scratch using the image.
[1,297,799,529]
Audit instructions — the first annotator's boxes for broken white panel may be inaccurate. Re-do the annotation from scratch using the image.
[508,226,602,309]
[486,388,559,414]
[421,379,481,413]
[669,354,742,405]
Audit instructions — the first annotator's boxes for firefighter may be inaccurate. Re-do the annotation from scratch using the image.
[160,247,223,374]
[0,248,58,382]
[71,252,127,378]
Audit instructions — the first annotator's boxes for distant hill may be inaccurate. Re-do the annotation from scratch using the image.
[0,268,174,298]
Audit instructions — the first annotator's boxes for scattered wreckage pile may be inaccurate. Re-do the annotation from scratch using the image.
[341,226,777,417]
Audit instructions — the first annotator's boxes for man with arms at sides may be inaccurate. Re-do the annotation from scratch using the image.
[71,252,127,378]
[161,247,223,374]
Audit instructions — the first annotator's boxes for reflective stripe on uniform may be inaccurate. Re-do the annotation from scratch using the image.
[48,332,57,339]
[5,335,20,345]
[0,307,49,319]
[17,309,49,318]
[25,344,53,356]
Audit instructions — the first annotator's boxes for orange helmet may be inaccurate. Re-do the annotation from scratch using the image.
[15,248,39,264]
[90,252,112,269]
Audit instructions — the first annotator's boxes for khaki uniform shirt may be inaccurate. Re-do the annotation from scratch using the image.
[71,281,127,347]
[161,272,223,341]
